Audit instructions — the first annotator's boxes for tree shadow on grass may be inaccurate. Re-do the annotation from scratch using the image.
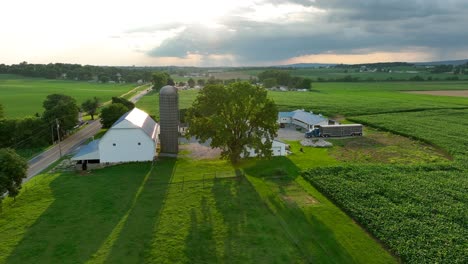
[7,162,174,263]
[184,196,219,263]
[210,177,306,263]
[241,156,301,183]
[242,157,355,263]
[100,158,176,264]
[6,162,156,264]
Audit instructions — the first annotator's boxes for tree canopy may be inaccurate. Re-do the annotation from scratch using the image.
[152,72,169,91]
[42,94,79,134]
[0,148,28,206]
[81,97,100,120]
[100,103,129,128]
[187,78,195,88]
[186,82,278,164]
[111,97,134,110]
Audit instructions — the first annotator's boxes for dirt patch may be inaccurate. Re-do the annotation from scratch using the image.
[180,143,222,160]
[404,90,468,97]
[282,194,318,206]
[328,129,448,164]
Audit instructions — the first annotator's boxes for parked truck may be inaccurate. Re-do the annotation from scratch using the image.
[305,124,363,138]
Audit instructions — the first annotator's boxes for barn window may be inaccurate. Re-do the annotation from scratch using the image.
[113,143,116,146]
[138,142,141,145]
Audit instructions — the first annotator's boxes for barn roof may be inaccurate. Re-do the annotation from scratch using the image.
[279,110,327,125]
[71,140,100,160]
[278,112,294,118]
[112,107,158,139]
[292,110,327,125]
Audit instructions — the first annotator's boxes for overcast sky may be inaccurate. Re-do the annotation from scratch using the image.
[1,0,467,66]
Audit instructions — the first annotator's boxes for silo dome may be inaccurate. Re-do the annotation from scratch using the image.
[160,85,178,96]
[159,85,179,154]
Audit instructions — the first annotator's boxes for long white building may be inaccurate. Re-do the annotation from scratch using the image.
[278,109,329,130]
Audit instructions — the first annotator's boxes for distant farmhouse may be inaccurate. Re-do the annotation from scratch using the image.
[278,109,332,130]
[72,107,159,169]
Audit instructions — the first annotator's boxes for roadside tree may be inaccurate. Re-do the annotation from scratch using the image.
[111,97,134,110]
[42,94,79,135]
[81,97,100,120]
[100,103,128,128]
[0,148,28,209]
[152,72,169,91]
[187,78,195,88]
[186,82,278,164]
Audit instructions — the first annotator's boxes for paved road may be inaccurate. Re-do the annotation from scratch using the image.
[129,87,151,103]
[25,86,152,182]
[25,120,102,181]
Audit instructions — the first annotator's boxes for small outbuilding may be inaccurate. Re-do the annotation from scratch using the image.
[245,140,289,157]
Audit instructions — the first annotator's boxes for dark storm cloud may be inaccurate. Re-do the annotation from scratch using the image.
[145,0,468,63]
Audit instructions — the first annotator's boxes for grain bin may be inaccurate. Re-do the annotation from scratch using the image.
[159,85,179,153]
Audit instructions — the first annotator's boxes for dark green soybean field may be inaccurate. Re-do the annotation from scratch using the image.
[304,108,468,263]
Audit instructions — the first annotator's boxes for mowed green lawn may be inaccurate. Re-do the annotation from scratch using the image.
[0,74,137,118]
[0,153,396,263]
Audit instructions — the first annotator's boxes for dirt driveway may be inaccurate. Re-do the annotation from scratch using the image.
[405,90,468,97]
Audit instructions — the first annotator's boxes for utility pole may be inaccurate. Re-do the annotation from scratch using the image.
[51,123,55,144]
[56,118,62,157]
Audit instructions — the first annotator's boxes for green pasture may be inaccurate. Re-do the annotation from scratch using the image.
[0,74,137,118]
[216,67,468,81]
[137,81,468,118]
[0,153,396,263]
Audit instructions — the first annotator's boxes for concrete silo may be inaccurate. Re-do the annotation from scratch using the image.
[159,85,179,154]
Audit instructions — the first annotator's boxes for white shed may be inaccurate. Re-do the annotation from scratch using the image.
[245,140,289,157]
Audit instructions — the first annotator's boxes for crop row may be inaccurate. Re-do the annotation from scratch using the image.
[302,164,468,263]
[349,109,468,161]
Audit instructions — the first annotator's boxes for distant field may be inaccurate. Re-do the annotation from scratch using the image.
[404,90,468,97]
[136,89,199,120]
[137,82,468,119]
[214,67,468,81]
[0,74,137,118]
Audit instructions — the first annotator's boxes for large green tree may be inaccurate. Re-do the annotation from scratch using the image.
[186,82,278,164]
[100,103,129,128]
[111,97,134,110]
[81,97,100,120]
[42,94,79,135]
[152,72,169,91]
[0,148,28,208]
[187,78,195,88]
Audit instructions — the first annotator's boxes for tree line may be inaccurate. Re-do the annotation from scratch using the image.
[258,70,312,89]
[0,62,154,83]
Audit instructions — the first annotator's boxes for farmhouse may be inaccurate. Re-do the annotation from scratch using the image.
[72,107,159,168]
[278,109,329,130]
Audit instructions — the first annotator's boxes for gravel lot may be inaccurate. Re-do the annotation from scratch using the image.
[277,126,306,141]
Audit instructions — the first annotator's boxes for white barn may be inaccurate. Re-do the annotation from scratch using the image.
[72,107,159,166]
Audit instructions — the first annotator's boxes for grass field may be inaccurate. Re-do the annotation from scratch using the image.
[135,80,468,263]
[205,67,468,81]
[2,79,467,263]
[0,74,137,118]
[137,82,468,119]
[0,153,396,263]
